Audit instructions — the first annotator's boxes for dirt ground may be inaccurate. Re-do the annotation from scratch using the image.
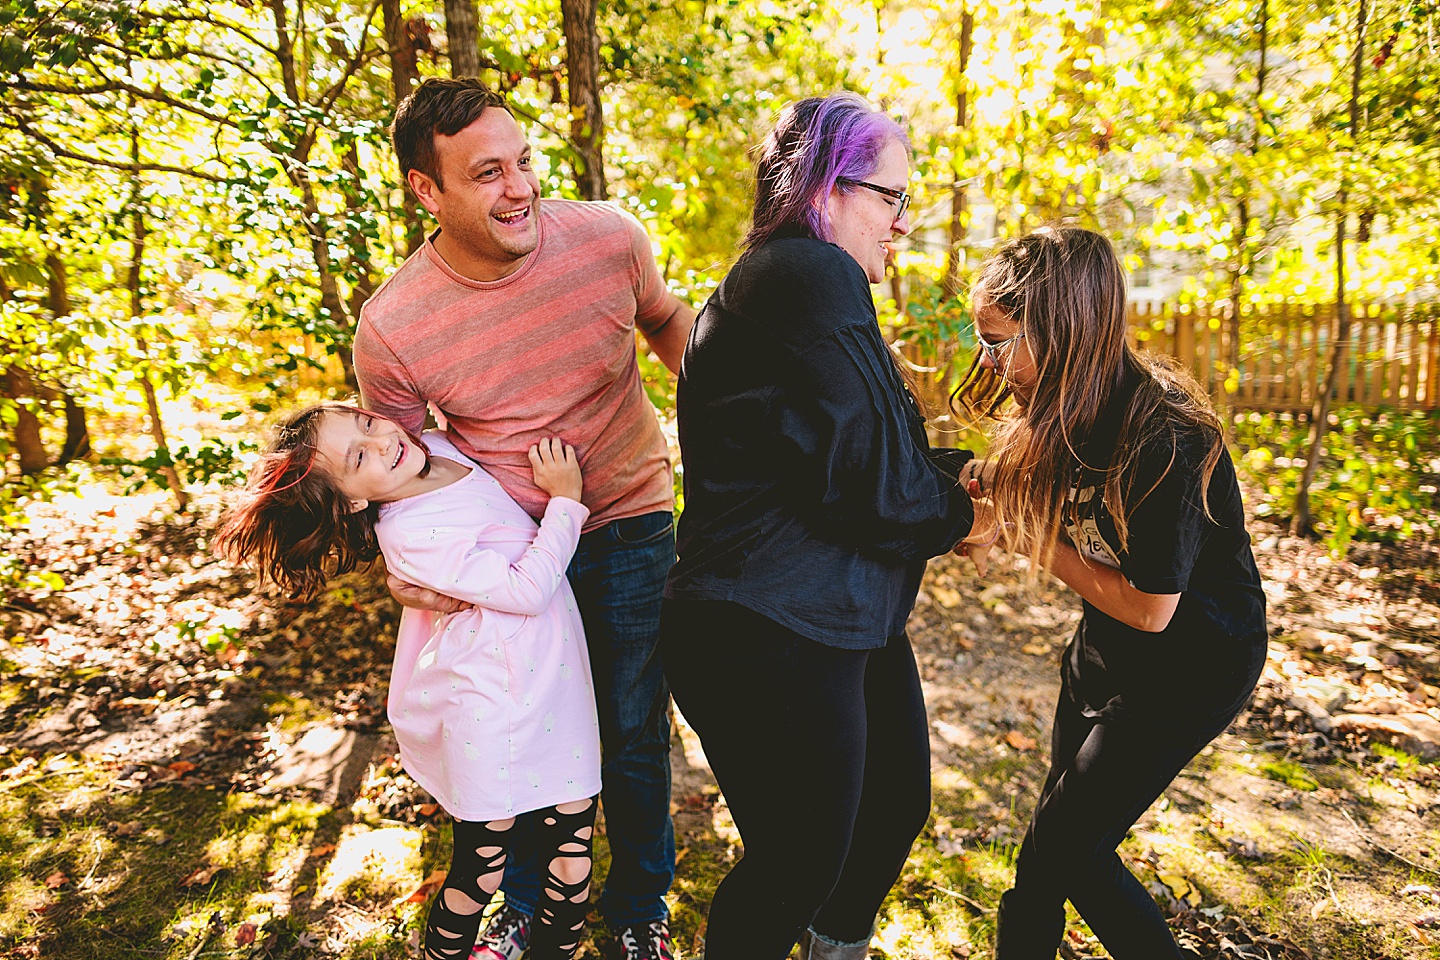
[1,485,1438,959]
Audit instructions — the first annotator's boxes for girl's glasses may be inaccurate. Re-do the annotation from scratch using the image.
[976,331,1026,366]
[836,177,912,221]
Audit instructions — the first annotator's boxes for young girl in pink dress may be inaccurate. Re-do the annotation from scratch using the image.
[215,402,602,960]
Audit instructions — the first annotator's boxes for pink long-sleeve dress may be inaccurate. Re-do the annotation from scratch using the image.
[377,432,601,822]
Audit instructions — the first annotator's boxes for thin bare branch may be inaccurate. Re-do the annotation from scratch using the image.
[10,75,241,129]
[508,101,574,150]
[85,36,282,97]
[145,11,279,57]
[10,119,230,183]
[312,0,384,118]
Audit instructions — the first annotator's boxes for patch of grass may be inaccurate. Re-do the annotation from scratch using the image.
[261,691,331,732]
[879,826,1006,959]
[0,752,436,960]
[1259,758,1320,791]
[1370,742,1424,773]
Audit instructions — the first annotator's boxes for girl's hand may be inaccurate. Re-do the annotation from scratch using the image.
[960,458,993,495]
[959,539,993,578]
[956,481,1003,577]
[530,437,583,501]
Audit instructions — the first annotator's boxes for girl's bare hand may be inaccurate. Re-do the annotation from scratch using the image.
[960,539,993,577]
[529,437,583,501]
[956,489,1004,576]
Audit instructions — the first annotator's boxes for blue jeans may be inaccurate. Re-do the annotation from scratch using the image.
[500,510,676,928]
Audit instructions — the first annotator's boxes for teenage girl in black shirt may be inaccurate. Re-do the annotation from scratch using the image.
[955,227,1267,959]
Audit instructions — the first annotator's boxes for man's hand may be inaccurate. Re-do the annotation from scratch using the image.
[387,573,472,614]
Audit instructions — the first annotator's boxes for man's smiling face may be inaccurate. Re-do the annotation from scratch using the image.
[413,106,542,281]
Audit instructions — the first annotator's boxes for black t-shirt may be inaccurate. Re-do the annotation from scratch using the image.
[665,237,975,649]
[1062,377,1268,718]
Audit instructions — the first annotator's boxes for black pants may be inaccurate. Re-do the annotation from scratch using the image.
[996,644,1263,959]
[661,597,931,960]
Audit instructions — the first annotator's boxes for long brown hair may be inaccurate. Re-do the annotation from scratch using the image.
[953,227,1225,575]
[213,403,383,600]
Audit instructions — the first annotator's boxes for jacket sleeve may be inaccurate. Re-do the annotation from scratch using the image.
[382,498,589,615]
[778,323,974,561]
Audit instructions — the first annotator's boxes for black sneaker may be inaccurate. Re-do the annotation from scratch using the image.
[617,919,677,960]
[470,902,530,960]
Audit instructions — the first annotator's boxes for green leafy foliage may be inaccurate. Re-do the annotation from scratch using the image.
[1233,407,1439,554]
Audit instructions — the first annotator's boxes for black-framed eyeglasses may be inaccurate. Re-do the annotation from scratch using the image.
[836,177,912,221]
[976,330,1027,366]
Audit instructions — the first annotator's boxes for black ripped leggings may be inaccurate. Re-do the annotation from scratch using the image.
[423,797,597,960]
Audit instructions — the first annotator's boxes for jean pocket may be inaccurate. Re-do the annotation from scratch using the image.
[611,511,675,546]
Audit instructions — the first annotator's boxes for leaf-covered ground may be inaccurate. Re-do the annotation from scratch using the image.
[1,482,1438,960]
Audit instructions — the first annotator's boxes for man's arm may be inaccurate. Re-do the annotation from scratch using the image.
[639,300,696,375]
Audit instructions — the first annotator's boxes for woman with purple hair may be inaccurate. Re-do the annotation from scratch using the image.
[659,93,982,959]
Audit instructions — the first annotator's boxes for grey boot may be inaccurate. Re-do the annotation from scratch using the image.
[797,927,871,960]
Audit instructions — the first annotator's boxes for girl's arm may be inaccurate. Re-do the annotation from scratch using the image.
[385,497,589,616]
[1047,542,1181,633]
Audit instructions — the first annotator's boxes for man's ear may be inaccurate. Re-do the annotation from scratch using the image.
[408,169,442,216]
[347,497,370,514]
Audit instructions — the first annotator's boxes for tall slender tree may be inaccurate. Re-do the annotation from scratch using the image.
[443,0,480,76]
[1294,0,1368,536]
[562,0,606,200]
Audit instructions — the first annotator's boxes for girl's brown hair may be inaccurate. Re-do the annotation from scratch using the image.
[953,227,1225,576]
[213,403,382,600]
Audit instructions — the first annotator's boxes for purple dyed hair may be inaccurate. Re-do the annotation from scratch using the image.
[744,92,910,251]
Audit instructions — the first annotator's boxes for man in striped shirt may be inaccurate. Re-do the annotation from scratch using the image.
[355,78,694,960]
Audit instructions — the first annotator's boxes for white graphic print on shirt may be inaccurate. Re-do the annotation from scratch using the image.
[1064,484,1122,570]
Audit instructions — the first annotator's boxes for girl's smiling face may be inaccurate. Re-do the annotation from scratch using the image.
[313,410,431,511]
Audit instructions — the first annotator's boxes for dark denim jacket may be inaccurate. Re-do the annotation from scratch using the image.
[665,237,975,649]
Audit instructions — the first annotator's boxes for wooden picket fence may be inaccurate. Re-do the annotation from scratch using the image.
[1126,301,1440,412]
[903,302,1440,419]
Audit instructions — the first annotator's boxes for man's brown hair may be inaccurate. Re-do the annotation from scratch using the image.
[392,78,509,190]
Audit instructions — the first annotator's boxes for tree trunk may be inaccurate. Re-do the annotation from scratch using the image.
[45,242,88,465]
[130,209,188,508]
[59,393,89,465]
[293,170,360,392]
[343,140,377,321]
[443,0,481,77]
[942,8,974,303]
[1293,0,1366,538]
[4,367,49,474]
[266,9,359,392]
[561,0,607,200]
[1225,0,1268,395]
[383,0,426,255]
[129,115,188,509]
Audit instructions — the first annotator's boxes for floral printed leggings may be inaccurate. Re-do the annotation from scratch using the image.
[423,796,597,960]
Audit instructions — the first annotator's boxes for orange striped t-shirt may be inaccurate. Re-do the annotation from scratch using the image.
[354,199,681,530]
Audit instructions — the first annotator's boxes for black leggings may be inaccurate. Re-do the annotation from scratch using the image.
[423,797,597,960]
[661,597,931,960]
[996,650,1262,959]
